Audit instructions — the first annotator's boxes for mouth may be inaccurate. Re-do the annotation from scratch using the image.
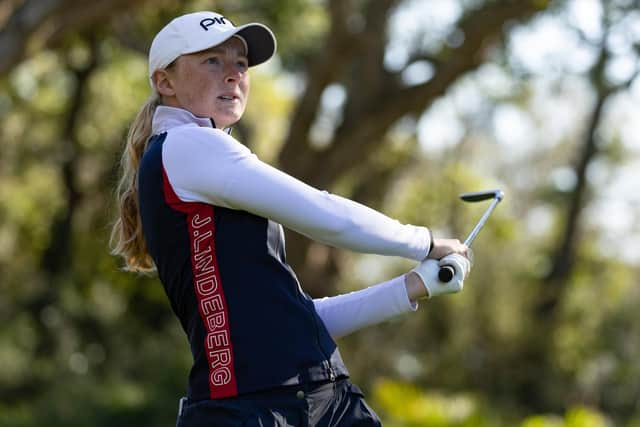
[217,94,239,102]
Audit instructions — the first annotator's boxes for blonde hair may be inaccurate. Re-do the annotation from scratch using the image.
[110,93,161,272]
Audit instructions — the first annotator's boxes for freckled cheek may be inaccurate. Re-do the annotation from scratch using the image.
[176,69,201,106]
[239,77,250,107]
[192,78,219,109]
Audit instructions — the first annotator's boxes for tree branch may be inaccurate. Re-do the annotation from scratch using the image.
[0,0,67,74]
[277,0,363,173]
[306,0,548,190]
[0,0,153,75]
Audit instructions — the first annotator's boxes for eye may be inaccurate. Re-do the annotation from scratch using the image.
[236,59,248,71]
[206,57,221,65]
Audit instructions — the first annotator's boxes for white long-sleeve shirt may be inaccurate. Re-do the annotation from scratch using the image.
[156,105,427,338]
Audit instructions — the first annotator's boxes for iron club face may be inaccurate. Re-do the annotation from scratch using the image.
[460,189,504,203]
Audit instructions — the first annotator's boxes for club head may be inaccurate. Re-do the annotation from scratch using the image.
[460,189,504,203]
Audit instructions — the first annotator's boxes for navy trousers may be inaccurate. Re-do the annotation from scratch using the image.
[176,378,382,427]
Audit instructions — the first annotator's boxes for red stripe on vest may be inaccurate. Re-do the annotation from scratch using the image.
[162,168,238,399]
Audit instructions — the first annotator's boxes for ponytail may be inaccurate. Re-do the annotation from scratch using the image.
[110,94,160,272]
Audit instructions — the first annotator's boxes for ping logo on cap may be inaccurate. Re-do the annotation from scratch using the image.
[200,16,232,30]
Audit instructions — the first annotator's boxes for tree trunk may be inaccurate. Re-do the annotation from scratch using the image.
[1,35,100,404]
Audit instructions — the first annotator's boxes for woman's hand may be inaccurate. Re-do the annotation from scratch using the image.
[405,252,472,301]
[427,238,469,260]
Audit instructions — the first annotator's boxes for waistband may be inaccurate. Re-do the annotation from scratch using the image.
[238,375,350,400]
[179,375,351,416]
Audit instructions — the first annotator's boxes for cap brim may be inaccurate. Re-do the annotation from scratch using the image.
[236,23,277,66]
[181,22,276,67]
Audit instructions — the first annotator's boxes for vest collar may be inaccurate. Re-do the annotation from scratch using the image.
[151,105,215,134]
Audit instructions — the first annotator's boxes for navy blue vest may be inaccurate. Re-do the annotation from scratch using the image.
[138,133,348,400]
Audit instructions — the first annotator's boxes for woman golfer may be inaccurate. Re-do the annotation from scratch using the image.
[111,11,470,427]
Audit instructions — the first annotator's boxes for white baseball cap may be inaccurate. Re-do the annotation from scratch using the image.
[148,11,276,82]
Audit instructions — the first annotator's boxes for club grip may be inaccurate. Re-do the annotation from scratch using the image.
[438,265,455,282]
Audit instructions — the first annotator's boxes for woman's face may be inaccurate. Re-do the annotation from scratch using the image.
[159,37,250,128]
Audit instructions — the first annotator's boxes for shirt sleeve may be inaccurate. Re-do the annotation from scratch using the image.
[162,127,431,260]
[313,275,418,340]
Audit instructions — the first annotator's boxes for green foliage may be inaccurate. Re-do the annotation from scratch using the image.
[372,379,499,427]
[372,380,612,427]
[521,406,611,427]
[0,323,190,427]
[1,0,640,426]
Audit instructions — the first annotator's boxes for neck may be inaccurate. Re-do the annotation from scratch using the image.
[160,98,229,129]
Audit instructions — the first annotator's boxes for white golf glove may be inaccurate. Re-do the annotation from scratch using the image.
[412,253,471,298]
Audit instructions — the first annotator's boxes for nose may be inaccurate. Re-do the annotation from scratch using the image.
[224,63,241,83]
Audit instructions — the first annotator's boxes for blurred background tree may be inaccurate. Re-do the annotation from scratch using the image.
[1,0,639,425]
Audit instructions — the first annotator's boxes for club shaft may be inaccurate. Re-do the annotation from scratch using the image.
[464,198,501,247]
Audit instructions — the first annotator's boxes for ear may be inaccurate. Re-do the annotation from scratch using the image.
[153,69,176,97]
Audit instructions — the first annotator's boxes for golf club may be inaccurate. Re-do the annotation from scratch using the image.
[438,189,504,282]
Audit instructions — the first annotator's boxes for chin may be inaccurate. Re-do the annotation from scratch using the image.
[215,112,243,128]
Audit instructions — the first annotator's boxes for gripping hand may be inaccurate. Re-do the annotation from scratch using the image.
[412,254,470,298]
